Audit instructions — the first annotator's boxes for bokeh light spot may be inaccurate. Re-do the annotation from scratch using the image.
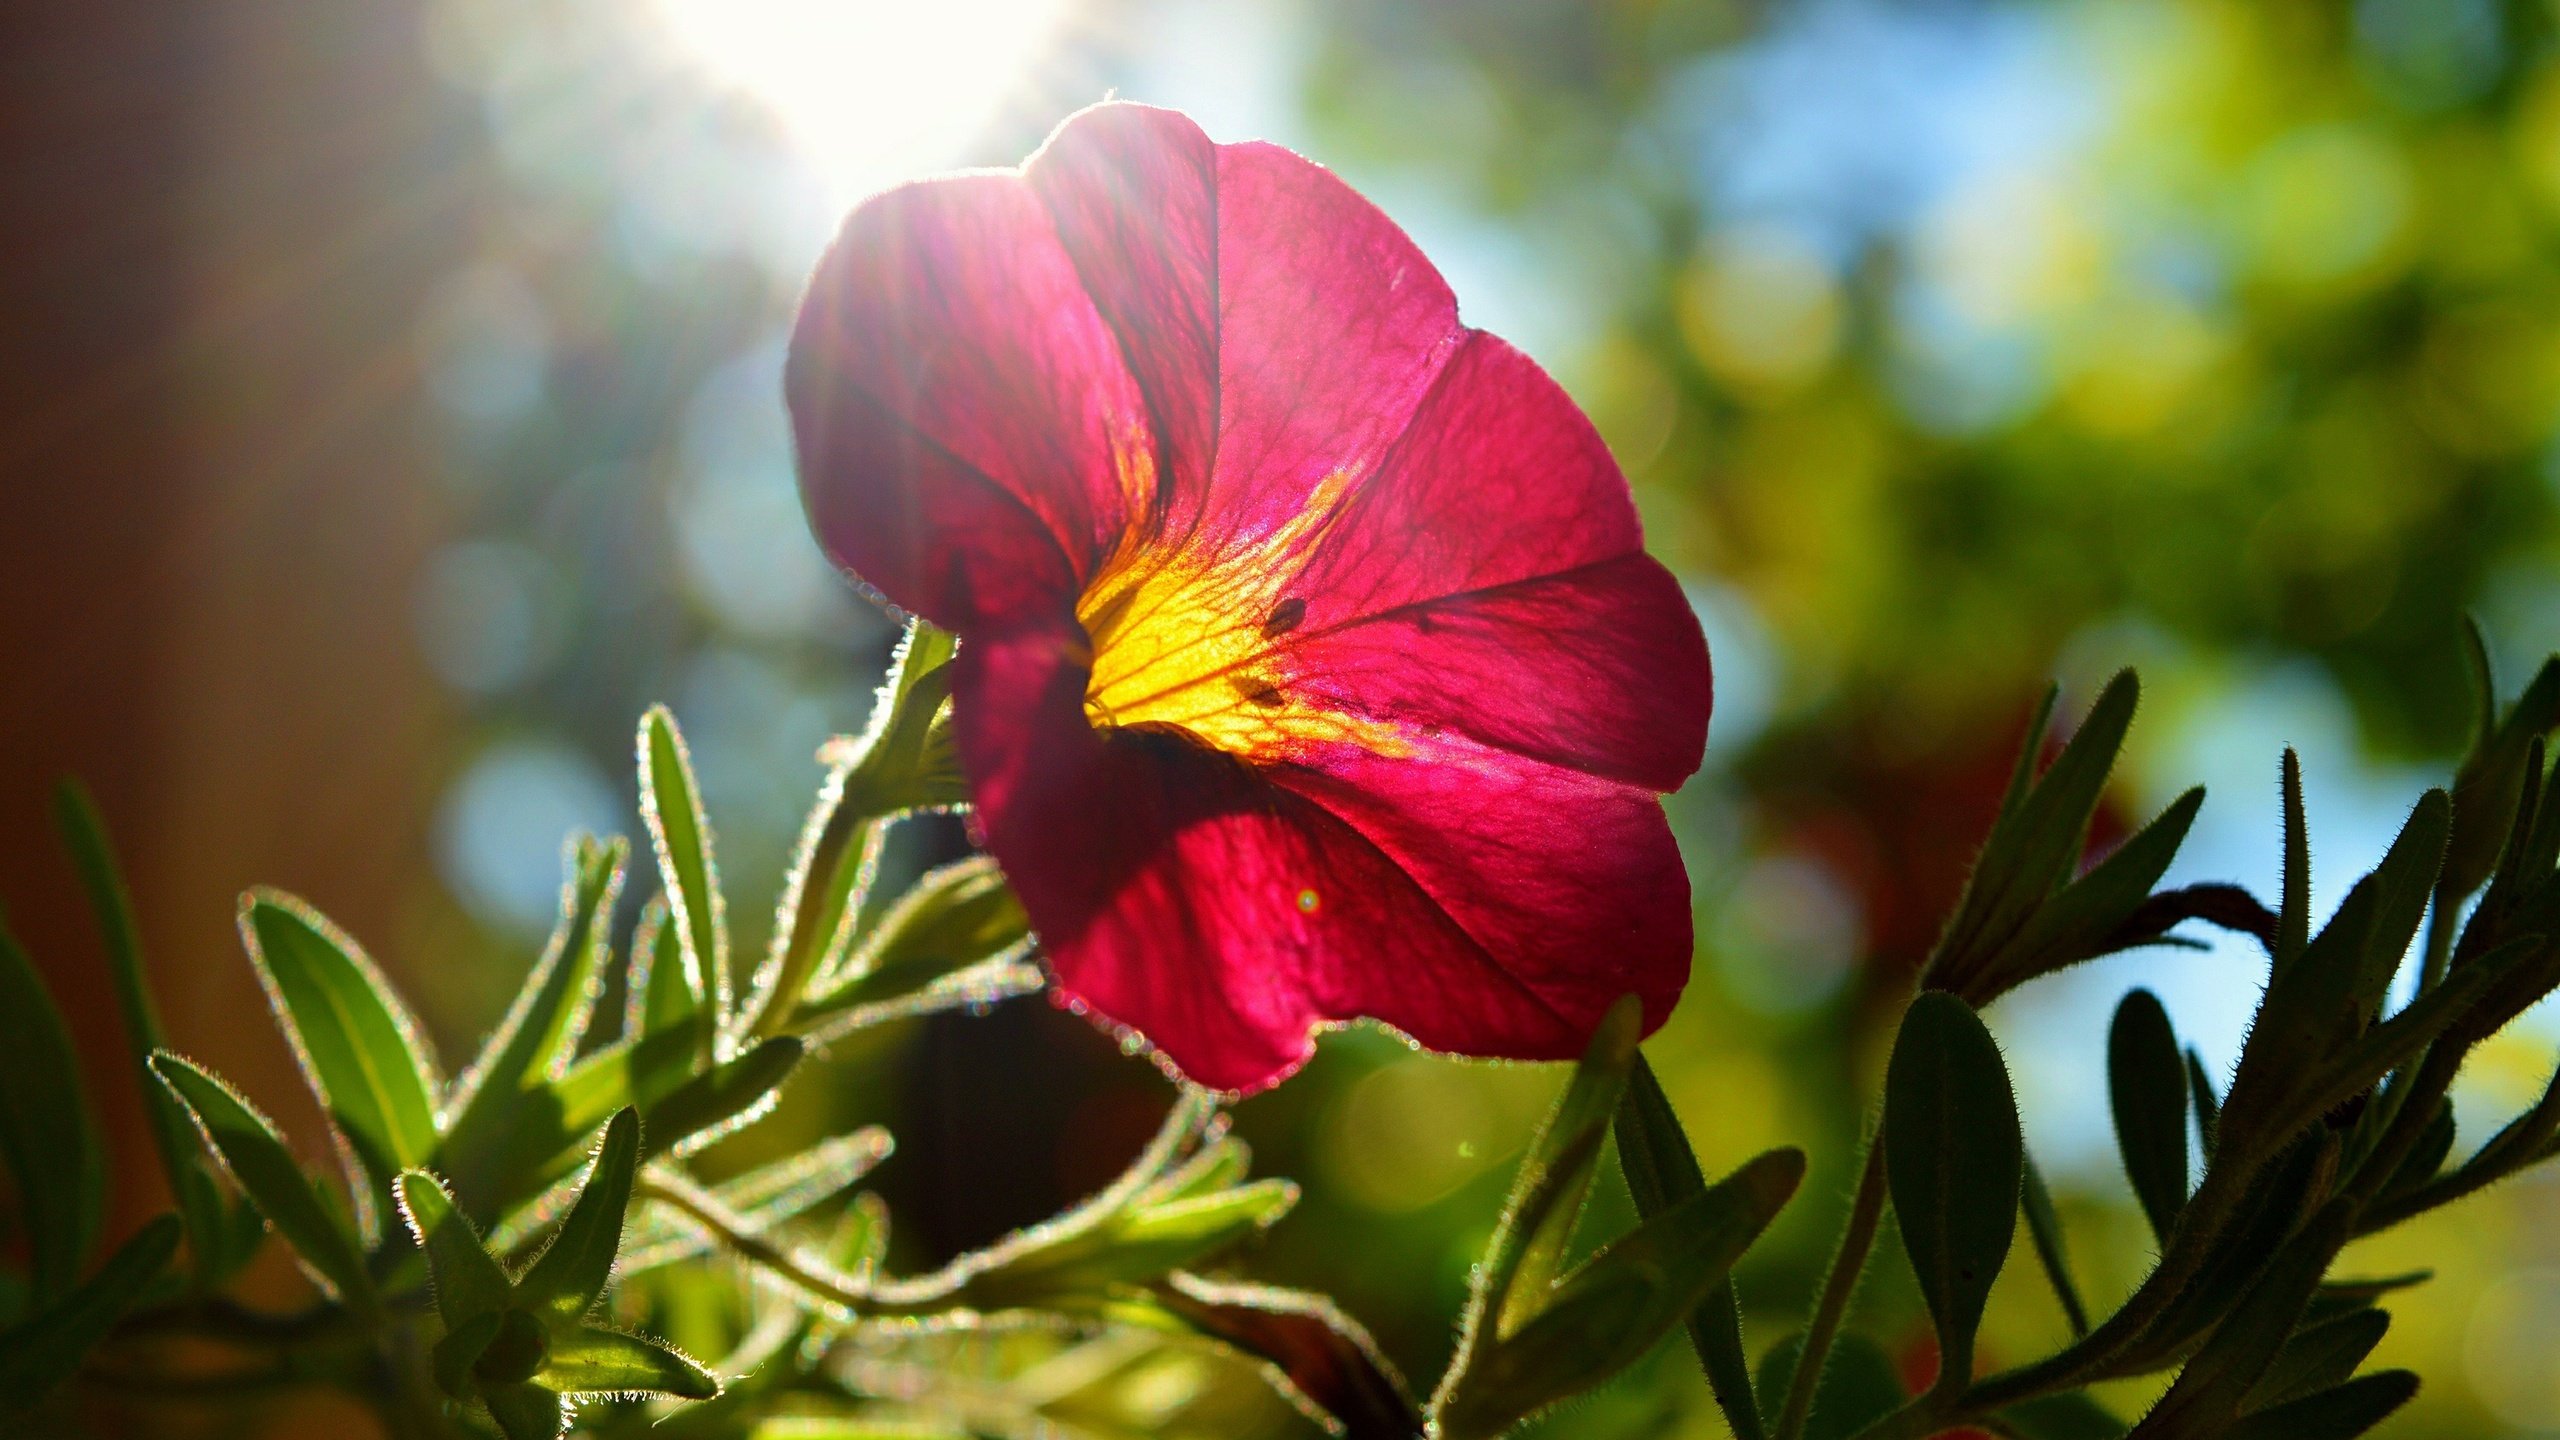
[646,0,1077,203]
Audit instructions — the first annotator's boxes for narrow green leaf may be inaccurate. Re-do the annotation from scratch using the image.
[1482,996,1642,1342]
[432,1309,505,1399]
[541,1325,718,1399]
[2137,1134,2338,1360]
[445,836,627,1146]
[1119,1273,1423,1440]
[2350,790,2450,1015]
[2140,1204,2351,1431]
[54,784,228,1285]
[240,892,441,1229]
[2108,990,2190,1241]
[2220,1371,2416,1440]
[150,1052,375,1314]
[1885,991,2022,1386]
[0,1214,180,1415]
[2020,1153,2090,1336]
[627,896,700,1040]
[1954,672,2139,962]
[642,1037,802,1162]
[619,1127,893,1273]
[1614,1053,1763,1438]
[1991,787,2204,996]
[803,855,1029,1012]
[1995,686,2063,827]
[2279,749,2311,964]
[1993,1392,2127,1440]
[741,764,882,1039]
[931,1179,1299,1311]
[396,1171,513,1330]
[2446,643,2560,902]
[2378,1101,2454,1201]
[1437,1148,1803,1438]
[1750,1333,1904,1440]
[2248,1308,2389,1409]
[0,918,103,1303]
[520,1109,641,1323]
[831,619,966,818]
[2187,1049,2222,1161]
[437,1017,702,1222]
[482,1380,567,1440]
[639,706,730,1049]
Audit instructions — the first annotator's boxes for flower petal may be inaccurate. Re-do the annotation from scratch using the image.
[787,172,1152,628]
[954,625,1683,1092]
[1022,103,1468,551]
[1283,554,1710,790]
[1269,735,1693,1047]
[1023,104,1220,534]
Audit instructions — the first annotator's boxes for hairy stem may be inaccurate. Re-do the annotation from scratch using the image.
[1773,1129,1889,1440]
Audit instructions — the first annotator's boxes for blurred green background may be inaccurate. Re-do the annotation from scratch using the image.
[8,0,2560,1434]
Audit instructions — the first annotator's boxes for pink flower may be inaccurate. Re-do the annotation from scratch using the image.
[787,104,1711,1092]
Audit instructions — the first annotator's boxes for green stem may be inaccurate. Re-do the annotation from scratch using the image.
[1773,1129,1889,1440]
[639,1170,874,1312]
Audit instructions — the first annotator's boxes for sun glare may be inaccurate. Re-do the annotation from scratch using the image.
[650,0,1076,202]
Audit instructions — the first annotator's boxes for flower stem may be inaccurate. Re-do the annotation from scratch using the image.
[1773,1128,1889,1440]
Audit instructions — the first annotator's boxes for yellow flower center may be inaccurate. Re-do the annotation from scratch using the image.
[1075,472,1407,764]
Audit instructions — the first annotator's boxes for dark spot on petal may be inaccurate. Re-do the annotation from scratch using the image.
[1233,676,1286,708]
[1261,597,1307,638]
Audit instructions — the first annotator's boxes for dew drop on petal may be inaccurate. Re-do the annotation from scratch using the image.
[1297,888,1321,914]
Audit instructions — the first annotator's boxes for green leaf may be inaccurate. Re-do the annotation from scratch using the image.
[2187,1048,2222,1161]
[642,1036,802,1162]
[541,1325,718,1399]
[54,783,230,1286]
[2108,989,2190,1242]
[433,1309,505,1400]
[628,896,701,1040]
[1885,991,2022,1386]
[1929,672,2138,997]
[1990,787,2205,996]
[2136,1135,2338,1362]
[2445,638,2560,901]
[925,1179,1300,1311]
[436,1018,701,1223]
[150,1052,376,1315]
[239,892,441,1230]
[2219,1371,2416,1440]
[482,1379,567,1440]
[830,619,966,818]
[619,1126,893,1272]
[1614,1053,1763,1438]
[2351,790,2451,1016]
[0,917,103,1303]
[1476,996,1642,1345]
[802,855,1030,1015]
[396,1170,513,1331]
[1118,1273,1423,1440]
[640,706,730,1049]
[1435,1148,1803,1439]
[2377,1101,2454,1201]
[2140,1204,2351,1431]
[0,1214,180,1415]
[2247,1308,2389,1409]
[444,836,627,1153]
[1993,1392,2127,1440]
[1751,1333,1904,1440]
[2279,749,2311,963]
[519,1108,640,1323]
[2020,1152,2090,1336]
[740,765,883,1040]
